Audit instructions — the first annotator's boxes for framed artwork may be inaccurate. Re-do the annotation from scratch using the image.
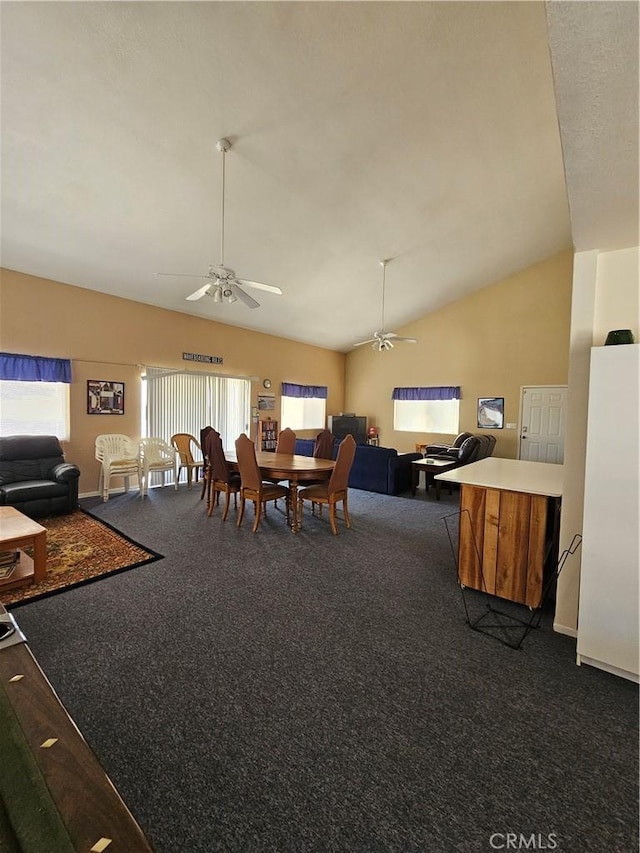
[258,394,275,411]
[477,397,504,429]
[87,380,125,415]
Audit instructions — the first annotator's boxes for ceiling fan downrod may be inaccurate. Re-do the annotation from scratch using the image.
[216,138,232,267]
[380,259,388,332]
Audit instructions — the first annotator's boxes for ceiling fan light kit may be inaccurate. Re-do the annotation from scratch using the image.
[156,137,282,310]
[353,259,418,351]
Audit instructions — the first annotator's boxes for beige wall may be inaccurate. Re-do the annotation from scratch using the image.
[0,269,346,495]
[345,251,574,456]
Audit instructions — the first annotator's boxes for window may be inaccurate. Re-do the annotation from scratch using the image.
[392,386,460,434]
[281,396,326,431]
[0,380,71,439]
[394,399,459,434]
[143,368,250,451]
[281,383,327,431]
[0,353,72,439]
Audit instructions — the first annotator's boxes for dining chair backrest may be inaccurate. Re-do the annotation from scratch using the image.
[200,426,214,456]
[327,434,356,494]
[95,433,138,463]
[275,428,296,455]
[313,429,334,460]
[207,430,234,484]
[235,434,262,492]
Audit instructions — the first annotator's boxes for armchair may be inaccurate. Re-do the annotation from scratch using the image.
[0,435,80,518]
[422,432,473,458]
[95,434,141,502]
[139,438,177,497]
[423,435,478,467]
[171,433,203,488]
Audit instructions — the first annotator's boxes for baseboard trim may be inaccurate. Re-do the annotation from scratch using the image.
[576,653,639,684]
[553,622,578,639]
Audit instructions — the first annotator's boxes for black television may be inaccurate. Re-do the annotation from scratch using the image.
[328,415,367,445]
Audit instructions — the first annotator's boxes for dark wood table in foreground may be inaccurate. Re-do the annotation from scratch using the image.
[0,608,154,852]
[411,458,458,499]
[226,451,335,532]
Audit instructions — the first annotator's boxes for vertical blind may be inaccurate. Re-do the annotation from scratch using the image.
[144,368,250,451]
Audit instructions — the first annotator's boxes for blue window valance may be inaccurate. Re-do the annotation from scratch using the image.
[392,386,460,401]
[0,352,72,383]
[282,383,328,399]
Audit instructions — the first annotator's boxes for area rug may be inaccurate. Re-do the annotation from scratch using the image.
[1,510,163,608]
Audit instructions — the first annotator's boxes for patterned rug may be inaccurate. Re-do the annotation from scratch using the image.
[1,510,163,608]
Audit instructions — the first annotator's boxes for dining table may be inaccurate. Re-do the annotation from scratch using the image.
[225,450,335,532]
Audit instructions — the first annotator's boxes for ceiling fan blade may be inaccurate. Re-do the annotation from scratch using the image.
[186,283,212,301]
[353,338,377,347]
[155,272,211,279]
[389,336,418,343]
[237,278,283,295]
[232,284,260,309]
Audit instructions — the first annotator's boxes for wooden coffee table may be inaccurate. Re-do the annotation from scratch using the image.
[411,458,458,499]
[0,507,47,590]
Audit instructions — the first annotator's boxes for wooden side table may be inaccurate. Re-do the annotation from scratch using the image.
[0,507,47,590]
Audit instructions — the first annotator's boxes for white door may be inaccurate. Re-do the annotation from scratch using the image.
[519,386,567,463]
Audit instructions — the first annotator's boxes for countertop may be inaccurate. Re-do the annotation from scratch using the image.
[434,456,563,497]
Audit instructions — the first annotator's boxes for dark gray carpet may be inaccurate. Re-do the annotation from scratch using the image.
[9,486,638,853]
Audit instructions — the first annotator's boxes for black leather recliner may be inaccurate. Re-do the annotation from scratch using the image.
[0,435,80,518]
[422,432,473,458]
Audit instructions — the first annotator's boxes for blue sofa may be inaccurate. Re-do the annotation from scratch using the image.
[294,438,420,495]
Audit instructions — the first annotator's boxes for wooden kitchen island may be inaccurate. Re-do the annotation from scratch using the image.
[436,457,563,608]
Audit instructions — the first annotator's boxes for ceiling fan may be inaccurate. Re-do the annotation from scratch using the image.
[353,259,418,351]
[155,138,283,309]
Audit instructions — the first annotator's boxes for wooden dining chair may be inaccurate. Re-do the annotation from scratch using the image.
[235,434,289,533]
[170,433,203,488]
[275,428,296,454]
[298,434,356,534]
[270,428,297,504]
[205,430,241,521]
[313,429,335,460]
[200,425,215,502]
[305,428,336,512]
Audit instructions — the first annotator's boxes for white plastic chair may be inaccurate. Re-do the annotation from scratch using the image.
[139,437,177,497]
[95,434,142,502]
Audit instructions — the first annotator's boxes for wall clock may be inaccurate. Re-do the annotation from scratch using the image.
[263,379,272,389]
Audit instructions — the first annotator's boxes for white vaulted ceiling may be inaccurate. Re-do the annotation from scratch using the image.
[1,2,637,352]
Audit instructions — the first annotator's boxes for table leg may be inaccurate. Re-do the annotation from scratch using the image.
[289,481,300,533]
[411,467,419,496]
[32,529,47,583]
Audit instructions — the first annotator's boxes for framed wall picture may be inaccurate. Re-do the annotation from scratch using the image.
[258,394,275,411]
[477,397,504,429]
[87,380,125,415]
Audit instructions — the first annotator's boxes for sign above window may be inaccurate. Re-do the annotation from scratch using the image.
[182,352,223,365]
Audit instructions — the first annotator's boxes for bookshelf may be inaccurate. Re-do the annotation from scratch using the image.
[258,419,278,452]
